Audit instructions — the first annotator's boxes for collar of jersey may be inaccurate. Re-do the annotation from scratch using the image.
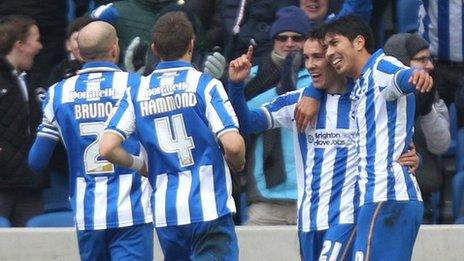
[359,48,384,78]
[78,61,121,74]
[155,60,194,71]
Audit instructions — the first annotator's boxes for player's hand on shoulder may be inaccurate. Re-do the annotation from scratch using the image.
[294,96,319,133]
[228,45,253,83]
[409,69,433,93]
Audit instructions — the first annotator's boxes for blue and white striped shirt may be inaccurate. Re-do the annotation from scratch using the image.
[351,50,422,206]
[265,89,359,231]
[37,61,153,230]
[419,0,464,62]
[229,82,358,232]
[106,60,238,227]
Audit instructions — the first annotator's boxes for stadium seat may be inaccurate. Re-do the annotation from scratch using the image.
[456,128,464,171]
[455,216,464,224]
[0,216,11,227]
[42,171,70,213]
[452,170,464,221]
[26,211,74,227]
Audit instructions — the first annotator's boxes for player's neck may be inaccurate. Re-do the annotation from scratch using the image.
[325,76,347,94]
[352,51,371,79]
[179,51,192,64]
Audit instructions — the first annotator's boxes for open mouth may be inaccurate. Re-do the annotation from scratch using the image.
[306,3,320,12]
[332,58,342,68]
[311,73,322,81]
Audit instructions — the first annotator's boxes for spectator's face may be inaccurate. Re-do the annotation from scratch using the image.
[410,49,434,73]
[66,31,83,62]
[273,32,306,57]
[17,25,42,71]
[324,34,357,77]
[300,0,329,22]
[303,39,338,89]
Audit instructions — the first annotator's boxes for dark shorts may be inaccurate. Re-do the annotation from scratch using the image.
[298,223,356,261]
[353,201,423,261]
[77,223,154,261]
[156,214,238,261]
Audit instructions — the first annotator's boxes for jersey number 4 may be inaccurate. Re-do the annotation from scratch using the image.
[155,114,195,167]
[80,122,115,175]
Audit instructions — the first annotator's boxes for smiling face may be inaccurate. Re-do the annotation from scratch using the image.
[324,33,358,77]
[303,38,339,89]
[300,0,329,22]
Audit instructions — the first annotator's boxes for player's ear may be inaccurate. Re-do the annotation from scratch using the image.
[353,35,365,52]
[188,38,195,55]
[151,43,159,57]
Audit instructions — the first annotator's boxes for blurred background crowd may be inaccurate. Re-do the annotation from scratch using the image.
[1,0,463,228]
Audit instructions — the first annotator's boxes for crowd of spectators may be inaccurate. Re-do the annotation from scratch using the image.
[0,0,462,228]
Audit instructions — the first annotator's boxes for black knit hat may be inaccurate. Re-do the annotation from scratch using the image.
[383,33,430,65]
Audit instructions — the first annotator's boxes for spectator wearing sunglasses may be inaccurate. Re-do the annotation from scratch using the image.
[240,6,312,225]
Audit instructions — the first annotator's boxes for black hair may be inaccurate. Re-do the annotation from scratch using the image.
[322,14,375,53]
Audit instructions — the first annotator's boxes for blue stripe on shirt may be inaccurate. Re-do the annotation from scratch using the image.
[106,176,119,226]
[130,175,145,223]
[328,148,348,224]
[297,133,308,231]
[189,170,203,220]
[405,94,416,150]
[336,96,351,129]
[364,82,376,204]
[75,73,89,94]
[316,94,328,129]
[438,0,450,59]
[165,173,178,226]
[309,148,324,228]
[209,87,234,129]
[386,101,397,200]
[462,3,464,61]
[84,180,95,229]
[103,71,114,90]
[422,0,430,42]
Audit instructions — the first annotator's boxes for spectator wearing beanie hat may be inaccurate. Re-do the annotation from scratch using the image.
[385,33,451,224]
[270,6,312,59]
[270,6,312,40]
[239,5,313,226]
[384,33,430,68]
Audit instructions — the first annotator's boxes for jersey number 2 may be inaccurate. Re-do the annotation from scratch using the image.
[80,122,115,174]
[155,114,195,167]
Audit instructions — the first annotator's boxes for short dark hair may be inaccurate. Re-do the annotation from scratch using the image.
[67,16,95,39]
[152,11,194,61]
[307,26,326,42]
[0,15,36,55]
[322,14,375,54]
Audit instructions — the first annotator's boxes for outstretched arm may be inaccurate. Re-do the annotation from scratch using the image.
[227,46,269,134]
[382,68,433,101]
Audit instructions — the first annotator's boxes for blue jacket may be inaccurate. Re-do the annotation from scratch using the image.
[246,65,311,201]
